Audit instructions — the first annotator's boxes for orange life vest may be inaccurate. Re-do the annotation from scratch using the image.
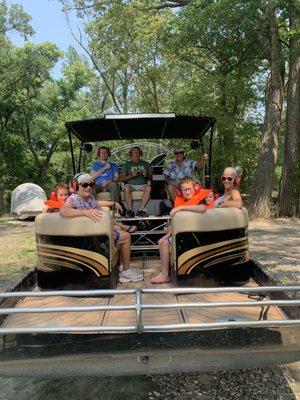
[174,188,212,208]
[44,199,64,209]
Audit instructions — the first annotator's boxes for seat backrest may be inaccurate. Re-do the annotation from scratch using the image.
[170,207,249,267]
[35,210,115,238]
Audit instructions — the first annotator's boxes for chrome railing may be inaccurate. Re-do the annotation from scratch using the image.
[0,286,299,334]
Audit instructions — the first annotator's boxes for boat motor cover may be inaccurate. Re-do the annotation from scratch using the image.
[10,183,47,220]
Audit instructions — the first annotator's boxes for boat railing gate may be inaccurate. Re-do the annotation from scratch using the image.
[0,286,299,335]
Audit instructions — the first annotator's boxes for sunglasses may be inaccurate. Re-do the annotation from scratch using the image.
[80,182,94,188]
[174,151,184,155]
[221,176,233,182]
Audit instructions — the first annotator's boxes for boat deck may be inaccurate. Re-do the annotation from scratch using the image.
[2,259,286,332]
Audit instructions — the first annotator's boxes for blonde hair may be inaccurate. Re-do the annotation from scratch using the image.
[222,167,238,180]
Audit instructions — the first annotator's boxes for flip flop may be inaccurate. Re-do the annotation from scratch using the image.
[128,225,138,233]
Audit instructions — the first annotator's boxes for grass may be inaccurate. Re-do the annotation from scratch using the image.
[0,227,35,275]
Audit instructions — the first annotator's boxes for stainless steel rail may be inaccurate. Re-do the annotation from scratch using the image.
[0,286,299,334]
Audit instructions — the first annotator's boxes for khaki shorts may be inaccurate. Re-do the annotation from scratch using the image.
[122,184,148,191]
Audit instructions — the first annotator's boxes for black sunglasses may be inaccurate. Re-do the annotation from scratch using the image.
[221,176,233,182]
[80,182,94,188]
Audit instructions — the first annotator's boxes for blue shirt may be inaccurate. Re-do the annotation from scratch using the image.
[91,161,119,185]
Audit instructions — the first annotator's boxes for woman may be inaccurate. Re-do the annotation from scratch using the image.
[151,176,207,284]
[60,173,143,283]
[214,167,243,209]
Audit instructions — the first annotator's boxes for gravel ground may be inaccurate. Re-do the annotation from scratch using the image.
[148,367,297,400]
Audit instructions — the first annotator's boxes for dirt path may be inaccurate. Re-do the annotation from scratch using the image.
[249,218,299,285]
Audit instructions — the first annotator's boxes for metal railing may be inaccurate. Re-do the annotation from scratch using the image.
[0,286,299,334]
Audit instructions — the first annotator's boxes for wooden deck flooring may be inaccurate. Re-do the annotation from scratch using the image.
[3,259,285,331]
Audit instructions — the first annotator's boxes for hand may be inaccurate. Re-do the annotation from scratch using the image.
[114,202,123,214]
[102,180,111,187]
[83,208,103,222]
[131,171,138,177]
[103,162,111,171]
[170,207,181,217]
[202,153,208,161]
[164,226,172,234]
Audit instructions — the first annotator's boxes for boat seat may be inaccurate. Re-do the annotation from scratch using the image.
[35,211,119,289]
[170,207,249,281]
[96,191,144,201]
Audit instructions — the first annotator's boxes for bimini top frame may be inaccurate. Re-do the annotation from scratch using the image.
[65,113,216,185]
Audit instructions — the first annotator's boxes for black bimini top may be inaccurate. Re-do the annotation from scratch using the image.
[65,113,216,142]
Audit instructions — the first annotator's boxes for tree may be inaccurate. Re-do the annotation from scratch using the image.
[247,1,285,218]
[278,0,300,217]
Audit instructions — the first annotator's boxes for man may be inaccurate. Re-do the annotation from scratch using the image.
[163,146,208,202]
[120,146,152,218]
[91,146,120,203]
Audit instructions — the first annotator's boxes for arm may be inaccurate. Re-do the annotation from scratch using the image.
[99,200,123,213]
[60,203,103,222]
[91,162,110,180]
[170,204,206,217]
[220,189,243,209]
[195,154,208,169]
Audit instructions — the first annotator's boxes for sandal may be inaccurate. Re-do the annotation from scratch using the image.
[128,225,137,233]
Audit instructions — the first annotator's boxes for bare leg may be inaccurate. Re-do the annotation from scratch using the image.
[124,185,133,210]
[118,230,131,270]
[151,235,170,284]
[140,185,151,209]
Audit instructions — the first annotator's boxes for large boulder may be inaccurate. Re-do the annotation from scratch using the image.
[11,183,47,220]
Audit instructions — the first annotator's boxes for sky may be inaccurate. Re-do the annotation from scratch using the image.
[6,0,83,77]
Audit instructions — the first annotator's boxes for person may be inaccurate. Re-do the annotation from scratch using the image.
[163,147,208,202]
[60,173,143,283]
[151,176,208,284]
[120,146,152,218]
[234,165,243,188]
[43,182,70,212]
[214,167,243,209]
[91,146,120,203]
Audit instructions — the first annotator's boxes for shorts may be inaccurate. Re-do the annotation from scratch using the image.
[122,184,148,191]
[114,230,120,246]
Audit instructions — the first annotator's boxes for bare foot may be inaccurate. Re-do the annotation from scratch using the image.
[151,273,170,284]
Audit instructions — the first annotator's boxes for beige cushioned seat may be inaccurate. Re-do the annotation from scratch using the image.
[96,191,144,201]
[35,211,118,266]
[96,192,112,201]
[170,207,248,266]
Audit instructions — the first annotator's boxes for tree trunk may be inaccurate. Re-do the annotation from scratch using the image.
[248,6,284,218]
[278,0,300,217]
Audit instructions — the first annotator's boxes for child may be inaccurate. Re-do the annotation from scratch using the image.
[151,176,207,284]
[44,183,70,212]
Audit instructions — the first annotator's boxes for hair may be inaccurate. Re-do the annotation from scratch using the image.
[222,167,238,180]
[53,182,69,194]
[129,146,143,157]
[75,172,93,184]
[178,176,195,188]
[97,146,111,158]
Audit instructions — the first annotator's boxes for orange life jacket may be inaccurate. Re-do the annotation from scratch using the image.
[44,199,64,209]
[174,188,212,208]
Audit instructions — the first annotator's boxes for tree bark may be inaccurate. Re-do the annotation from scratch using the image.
[278,0,300,217]
[248,5,284,218]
